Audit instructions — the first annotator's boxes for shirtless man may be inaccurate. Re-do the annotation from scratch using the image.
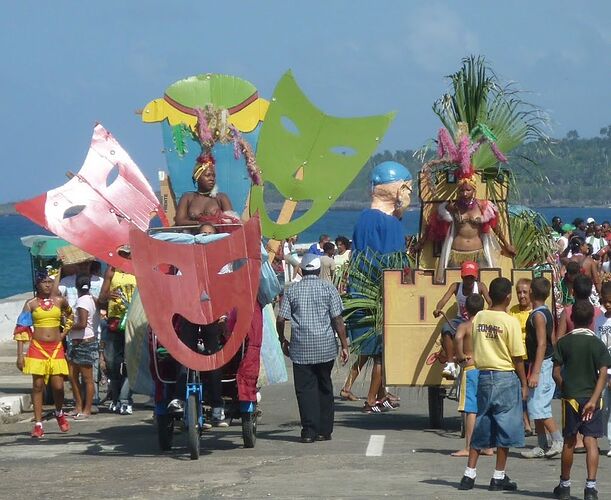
[561,237,601,295]
[174,153,233,226]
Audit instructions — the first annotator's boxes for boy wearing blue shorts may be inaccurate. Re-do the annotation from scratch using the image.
[458,277,527,492]
[452,293,493,457]
[552,301,611,500]
[520,277,563,459]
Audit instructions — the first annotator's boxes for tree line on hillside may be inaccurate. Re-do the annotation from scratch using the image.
[336,126,611,207]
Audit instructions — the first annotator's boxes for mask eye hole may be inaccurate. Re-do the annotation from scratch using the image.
[281,116,300,136]
[218,258,247,275]
[62,205,86,219]
[106,164,120,187]
[153,263,180,275]
[329,146,357,157]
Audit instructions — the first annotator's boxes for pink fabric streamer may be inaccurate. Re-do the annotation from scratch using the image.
[230,125,242,160]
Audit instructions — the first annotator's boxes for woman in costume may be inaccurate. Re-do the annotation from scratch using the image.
[419,128,516,273]
[174,153,237,227]
[14,270,73,438]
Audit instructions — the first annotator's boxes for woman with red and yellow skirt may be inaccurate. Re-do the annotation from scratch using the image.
[14,270,73,438]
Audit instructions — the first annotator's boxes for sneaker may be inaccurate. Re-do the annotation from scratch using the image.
[56,413,71,433]
[552,484,570,499]
[362,402,388,414]
[607,449,611,457]
[458,475,475,490]
[520,446,545,458]
[489,475,517,491]
[584,487,599,500]
[119,404,133,415]
[167,399,184,413]
[108,401,117,413]
[31,424,44,439]
[545,440,564,458]
[380,398,400,410]
[212,418,229,428]
[202,422,213,430]
[442,362,458,379]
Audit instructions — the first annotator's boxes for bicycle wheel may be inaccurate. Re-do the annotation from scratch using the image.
[157,414,174,451]
[187,393,200,460]
[241,412,257,448]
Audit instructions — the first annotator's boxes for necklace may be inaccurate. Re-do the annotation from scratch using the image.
[38,297,53,311]
[456,198,476,211]
[196,190,212,197]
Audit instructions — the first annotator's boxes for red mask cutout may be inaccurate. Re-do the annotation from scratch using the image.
[129,216,261,371]
[15,124,168,273]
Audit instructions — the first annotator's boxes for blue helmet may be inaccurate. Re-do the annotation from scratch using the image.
[370,161,412,187]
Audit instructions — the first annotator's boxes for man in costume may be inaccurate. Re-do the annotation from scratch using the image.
[349,161,412,413]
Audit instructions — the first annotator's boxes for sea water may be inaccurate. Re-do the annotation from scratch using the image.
[0,207,609,299]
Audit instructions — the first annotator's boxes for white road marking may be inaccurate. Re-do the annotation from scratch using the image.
[365,434,385,456]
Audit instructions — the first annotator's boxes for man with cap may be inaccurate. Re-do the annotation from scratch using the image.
[276,253,349,443]
[433,261,491,379]
[557,224,575,254]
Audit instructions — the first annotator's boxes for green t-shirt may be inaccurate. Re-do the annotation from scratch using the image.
[553,329,611,399]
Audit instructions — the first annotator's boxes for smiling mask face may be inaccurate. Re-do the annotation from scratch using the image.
[129,216,261,371]
[249,71,395,240]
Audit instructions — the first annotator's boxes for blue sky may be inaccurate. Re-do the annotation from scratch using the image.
[1,0,609,203]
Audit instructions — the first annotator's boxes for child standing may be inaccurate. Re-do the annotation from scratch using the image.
[593,282,611,456]
[452,293,493,458]
[458,277,527,492]
[552,301,611,500]
[433,261,491,379]
[520,277,563,459]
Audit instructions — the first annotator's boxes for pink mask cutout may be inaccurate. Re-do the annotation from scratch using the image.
[129,216,262,371]
[15,124,168,273]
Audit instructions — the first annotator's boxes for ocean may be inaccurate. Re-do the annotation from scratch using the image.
[1,206,609,299]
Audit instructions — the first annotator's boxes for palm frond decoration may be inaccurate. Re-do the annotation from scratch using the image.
[508,206,556,269]
[341,250,413,352]
[432,55,550,172]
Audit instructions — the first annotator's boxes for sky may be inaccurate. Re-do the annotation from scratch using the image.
[0,0,609,203]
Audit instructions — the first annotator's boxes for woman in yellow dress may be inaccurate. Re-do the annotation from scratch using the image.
[14,270,73,438]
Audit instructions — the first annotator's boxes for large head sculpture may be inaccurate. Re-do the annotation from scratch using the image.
[370,161,413,218]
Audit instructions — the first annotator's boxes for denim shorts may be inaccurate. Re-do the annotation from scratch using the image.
[441,317,465,338]
[526,357,556,420]
[471,370,524,449]
[69,339,99,366]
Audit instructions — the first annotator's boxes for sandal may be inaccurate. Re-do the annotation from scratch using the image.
[67,410,80,417]
[340,389,360,401]
[73,413,90,421]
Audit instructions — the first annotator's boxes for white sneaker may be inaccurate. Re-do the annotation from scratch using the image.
[520,446,545,458]
[119,403,133,415]
[544,440,563,458]
[442,362,458,379]
[607,449,611,457]
[167,399,184,413]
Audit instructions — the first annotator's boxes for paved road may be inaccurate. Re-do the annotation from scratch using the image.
[3,356,611,500]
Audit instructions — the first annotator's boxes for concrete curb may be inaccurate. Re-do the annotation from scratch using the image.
[0,393,31,423]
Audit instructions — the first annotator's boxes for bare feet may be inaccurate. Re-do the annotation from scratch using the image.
[451,449,470,457]
[481,448,495,456]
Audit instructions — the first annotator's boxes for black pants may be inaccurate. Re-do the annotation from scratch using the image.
[293,360,335,438]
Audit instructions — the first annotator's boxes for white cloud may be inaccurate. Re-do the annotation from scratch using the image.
[403,3,479,72]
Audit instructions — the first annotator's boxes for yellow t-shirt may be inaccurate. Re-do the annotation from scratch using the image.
[509,305,532,360]
[107,271,137,318]
[472,309,525,371]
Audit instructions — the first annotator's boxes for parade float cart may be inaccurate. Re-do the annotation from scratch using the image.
[382,57,552,428]
[136,221,264,456]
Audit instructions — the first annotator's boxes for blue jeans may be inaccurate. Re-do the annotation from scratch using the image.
[471,370,524,449]
[526,358,555,420]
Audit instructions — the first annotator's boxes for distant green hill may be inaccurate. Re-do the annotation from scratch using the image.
[3,127,609,213]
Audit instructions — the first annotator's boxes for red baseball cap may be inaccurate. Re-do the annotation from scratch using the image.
[461,261,479,278]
